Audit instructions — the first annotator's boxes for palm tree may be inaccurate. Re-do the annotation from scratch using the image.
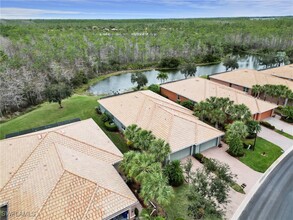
[228,104,252,122]
[282,89,293,106]
[157,72,168,83]
[133,129,155,151]
[194,101,212,121]
[140,171,174,208]
[129,153,161,182]
[119,151,138,179]
[148,139,171,163]
[262,84,272,101]
[252,85,262,98]
[246,120,261,138]
[210,109,227,129]
[124,124,141,143]
[226,121,248,140]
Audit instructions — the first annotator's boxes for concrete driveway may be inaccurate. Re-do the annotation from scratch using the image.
[258,126,293,151]
[265,115,293,135]
[201,144,262,193]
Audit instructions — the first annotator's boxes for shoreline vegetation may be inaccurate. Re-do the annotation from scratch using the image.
[75,61,221,94]
[1,18,293,116]
[0,61,220,122]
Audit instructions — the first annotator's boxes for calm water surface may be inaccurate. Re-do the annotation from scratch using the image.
[89,55,266,95]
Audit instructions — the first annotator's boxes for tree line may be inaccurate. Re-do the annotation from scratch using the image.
[1,17,293,116]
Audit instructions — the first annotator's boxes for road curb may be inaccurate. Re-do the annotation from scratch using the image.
[232,146,293,220]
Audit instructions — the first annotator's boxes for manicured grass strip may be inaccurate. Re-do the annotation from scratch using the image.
[164,184,190,220]
[241,137,283,173]
[275,129,293,140]
[0,95,128,153]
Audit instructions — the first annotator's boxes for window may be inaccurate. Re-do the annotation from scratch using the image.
[177,95,180,101]
[229,83,232,87]
[0,205,8,220]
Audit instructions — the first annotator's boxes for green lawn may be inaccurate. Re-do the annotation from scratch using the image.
[0,94,128,153]
[240,137,283,173]
[164,185,190,220]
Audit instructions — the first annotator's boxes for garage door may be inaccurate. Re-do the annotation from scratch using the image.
[199,138,217,152]
[170,147,191,161]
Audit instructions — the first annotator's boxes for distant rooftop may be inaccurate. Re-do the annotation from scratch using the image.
[260,64,293,81]
[0,119,138,220]
[210,68,293,90]
[161,77,277,114]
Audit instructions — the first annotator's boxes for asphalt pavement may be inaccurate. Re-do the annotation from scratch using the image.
[239,150,293,220]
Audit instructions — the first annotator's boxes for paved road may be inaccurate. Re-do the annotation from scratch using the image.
[258,126,293,151]
[239,150,293,220]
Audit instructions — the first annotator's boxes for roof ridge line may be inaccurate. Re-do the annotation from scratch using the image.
[0,133,49,193]
[81,183,99,220]
[158,105,222,133]
[34,170,66,219]
[135,93,148,124]
[50,131,123,160]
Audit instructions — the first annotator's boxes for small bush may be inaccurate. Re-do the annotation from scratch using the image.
[101,113,109,122]
[181,100,194,110]
[104,121,118,131]
[148,84,160,94]
[95,106,101,114]
[164,160,184,187]
[260,121,275,130]
[231,182,245,194]
[281,116,293,123]
[193,153,204,163]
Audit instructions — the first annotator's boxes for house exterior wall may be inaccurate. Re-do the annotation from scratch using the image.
[231,84,245,92]
[160,87,178,102]
[160,87,192,103]
[256,109,274,121]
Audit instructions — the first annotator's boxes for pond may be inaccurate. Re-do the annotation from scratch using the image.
[88,55,266,95]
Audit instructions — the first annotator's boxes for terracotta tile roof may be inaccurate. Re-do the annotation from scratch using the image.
[161,77,277,114]
[0,119,138,220]
[99,91,224,153]
[209,68,293,90]
[260,64,293,80]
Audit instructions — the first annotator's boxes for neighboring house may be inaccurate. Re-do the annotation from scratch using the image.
[0,119,139,220]
[209,68,293,105]
[260,64,293,81]
[160,77,278,121]
[98,90,224,161]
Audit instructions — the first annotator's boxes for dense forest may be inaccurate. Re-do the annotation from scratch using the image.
[1,17,293,116]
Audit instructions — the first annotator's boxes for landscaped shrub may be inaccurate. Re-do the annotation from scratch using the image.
[231,183,245,194]
[104,121,118,131]
[281,106,293,123]
[164,160,184,187]
[95,106,101,114]
[148,84,160,94]
[181,100,194,110]
[204,158,218,172]
[101,113,109,122]
[193,153,204,163]
[260,121,275,130]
